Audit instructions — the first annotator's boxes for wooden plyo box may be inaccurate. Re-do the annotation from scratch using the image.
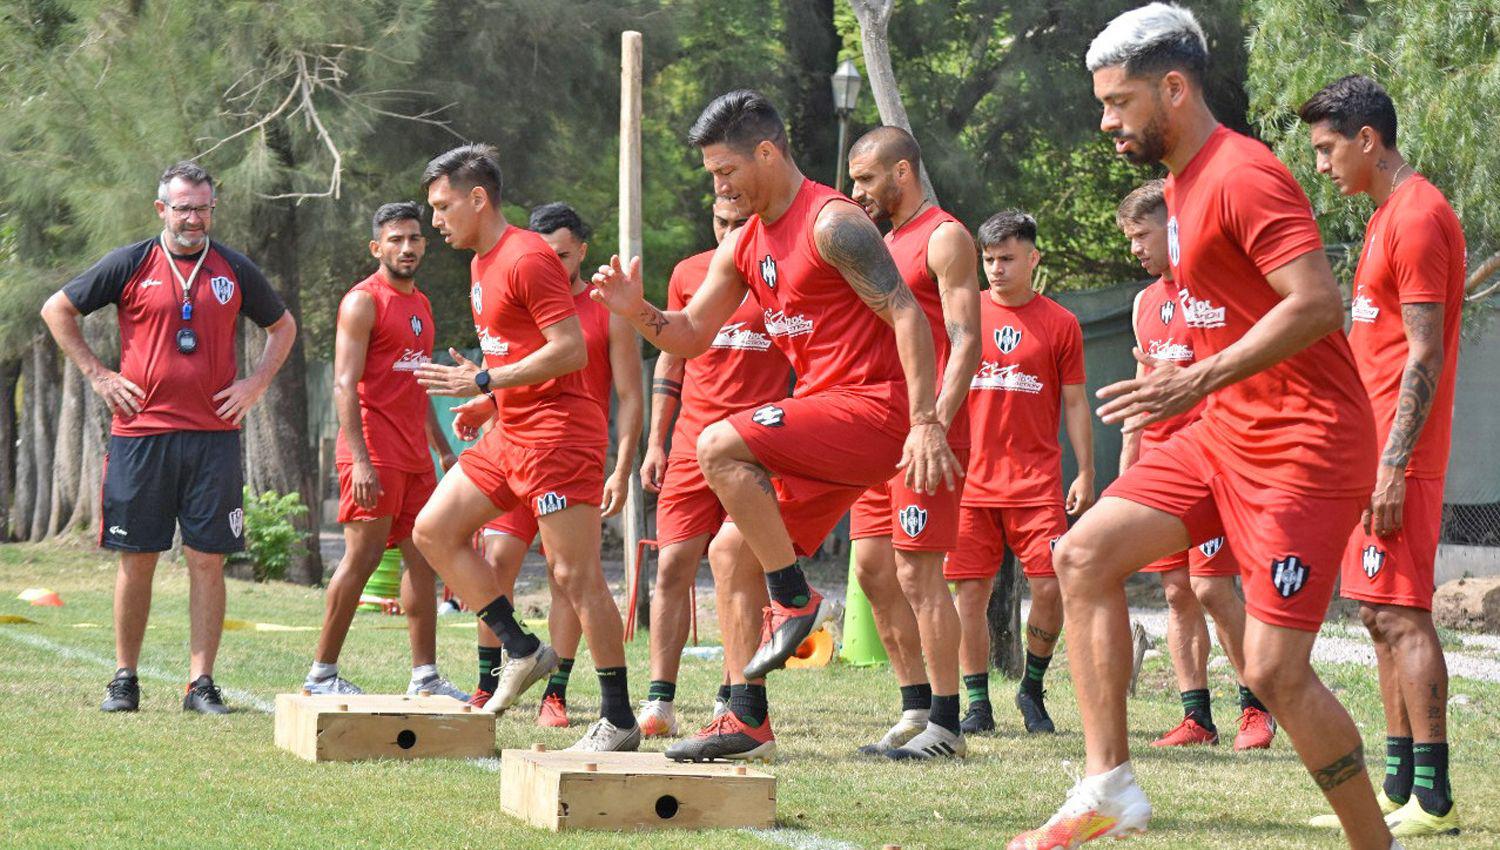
[274,693,495,762]
[499,748,776,831]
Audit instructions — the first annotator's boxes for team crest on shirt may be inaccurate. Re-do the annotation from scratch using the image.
[228,508,244,538]
[759,255,778,289]
[1158,299,1176,326]
[535,492,568,516]
[897,506,928,538]
[751,404,785,427]
[1361,545,1385,579]
[1178,289,1226,329]
[410,314,424,337]
[1270,555,1308,598]
[210,275,234,305]
[1351,286,1380,324]
[995,325,1023,354]
[1167,216,1180,267]
[971,362,1044,394]
[470,283,483,315]
[1199,537,1224,558]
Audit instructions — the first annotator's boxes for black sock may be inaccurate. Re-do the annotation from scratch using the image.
[1383,736,1413,804]
[1238,685,1267,714]
[964,672,991,709]
[1411,742,1452,815]
[729,683,769,728]
[647,679,676,703]
[476,596,540,658]
[1021,652,1051,697]
[899,683,933,713]
[765,564,811,608]
[542,657,575,701]
[477,645,504,693]
[1181,688,1215,731]
[596,666,634,728]
[716,683,732,705]
[929,694,961,734]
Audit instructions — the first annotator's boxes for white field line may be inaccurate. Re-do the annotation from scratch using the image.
[0,626,276,713]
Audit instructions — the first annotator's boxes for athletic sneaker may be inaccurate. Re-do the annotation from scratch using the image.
[857,709,928,756]
[101,670,140,712]
[407,674,469,702]
[1016,688,1055,734]
[304,674,363,696]
[665,712,776,763]
[744,592,832,680]
[536,693,568,728]
[1387,798,1460,837]
[1150,716,1219,747]
[484,644,559,715]
[1232,706,1275,750]
[887,722,966,761]
[183,675,231,715]
[1309,789,1404,828]
[567,717,642,752]
[638,699,679,738]
[960,702,996,734]
[1007,763,1152,850]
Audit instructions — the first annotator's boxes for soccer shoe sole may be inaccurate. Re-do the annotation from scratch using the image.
[743,598,832,680]
[665,738,777,764]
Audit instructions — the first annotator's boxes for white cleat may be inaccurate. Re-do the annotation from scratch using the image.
[567,718,643,752]
[483,644,559,715]
[886,722,967,761]
[637,699,679,738]
[303,675,363,695]
[407,673,470,702]
[1005,762,1152,849]
[857,709,929,756]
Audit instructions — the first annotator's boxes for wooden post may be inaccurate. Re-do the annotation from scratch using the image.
[986,550,1024,679]
[619,31,649,625]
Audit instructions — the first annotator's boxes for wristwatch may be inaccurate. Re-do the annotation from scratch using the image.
[474,369,493,395]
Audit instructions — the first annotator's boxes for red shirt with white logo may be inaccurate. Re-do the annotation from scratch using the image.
[666,250,792,458]
[470,227,606,448]
[963,292,1085,507]
[1165,126,1376,496]
[733,179,905,398]
[1347,174,1465,480]
[62,238,286,436]
[888,204,969,451]
[334,272,436,472]
[1132,277,1206,449]
[573,287,614,420]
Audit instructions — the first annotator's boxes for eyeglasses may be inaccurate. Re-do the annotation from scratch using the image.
[168,203,215,217]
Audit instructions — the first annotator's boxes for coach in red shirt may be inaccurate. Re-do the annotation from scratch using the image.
[40,162,296,715]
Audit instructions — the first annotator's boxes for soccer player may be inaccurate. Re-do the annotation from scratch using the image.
[635,197,791,737]
[949,211,1094,738]
[1115,180,1274,751]
[591,90,959,762]
[302,202,466,701]
[1299,75,1464,838]
[411,145,639,753]
[469,202,644,729]
[845,126,980,760]
[1008,6,1393,848]
[40,161,295,715]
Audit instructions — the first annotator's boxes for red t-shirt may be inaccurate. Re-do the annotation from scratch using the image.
[888,204,969,451]
[1132,277,1206,449]
[733,178,905,398]
[573,287,614,420]
[1165,126,1376,496]
[62,238,286,436]
[470,227,606,448]
[963,293,1085,507]
[666,250,793,458]
[1347,175,1465,480]
[334,272,436,472]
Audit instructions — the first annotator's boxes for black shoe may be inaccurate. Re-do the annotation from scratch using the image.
[183,675,231,715]
[101,669,140,712]
[959,702,995,734]
[1016,687,1054,734]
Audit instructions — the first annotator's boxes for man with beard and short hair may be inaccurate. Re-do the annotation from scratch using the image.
[844,125,980,760]
[40,161,296,715]
[1007,6,1392,848]
[302,201,466,701]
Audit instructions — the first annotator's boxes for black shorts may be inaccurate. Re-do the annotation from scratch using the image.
[100,431,245,554]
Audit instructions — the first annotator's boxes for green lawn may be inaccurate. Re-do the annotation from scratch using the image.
[1,540,1496,849]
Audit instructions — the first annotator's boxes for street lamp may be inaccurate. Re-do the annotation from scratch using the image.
[831,58,863,194]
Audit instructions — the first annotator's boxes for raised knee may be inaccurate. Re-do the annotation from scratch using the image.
[695,422,737,472]
[1050,534,1090,580]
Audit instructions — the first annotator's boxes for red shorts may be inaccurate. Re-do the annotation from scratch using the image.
[655,453,727,547]
[481,504,539,547]
[944,503,1068,580]
[1104,428,1363,633]
[1140,534,1238,577]
[337,464,435,548]
[459,434,606,518]
[1340,476,1443,611]
[849,450,969,552]
[727,383,907,557]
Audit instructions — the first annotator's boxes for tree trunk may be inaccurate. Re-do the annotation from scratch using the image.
[0,357,21,541]
[846,0,937,200]
[47,354,84,536]
[27,339,60,541]
[783,0,840,186]
[986,550,1024,679]
[65,313,115,534]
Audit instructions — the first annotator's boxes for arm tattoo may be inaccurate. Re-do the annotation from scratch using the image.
[814,209,917,315]
[1310,746,1365,791]
[1380,303,1443,469]
[1027,625,1058,644]
[652,378,682,399]
[945,319,969,343]
[638,302,670,337]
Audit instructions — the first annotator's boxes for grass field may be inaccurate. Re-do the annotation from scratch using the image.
[1,540,1496,849]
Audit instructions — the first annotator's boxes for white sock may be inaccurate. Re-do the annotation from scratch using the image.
[1093,761,1137,791]
[309,661,338,680]
[411,663,438,683]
